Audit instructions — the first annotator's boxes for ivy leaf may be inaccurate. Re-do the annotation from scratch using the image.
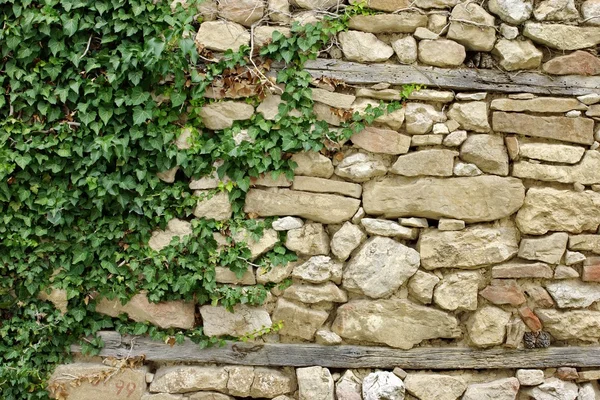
[133,107,152,125]
[61,15,79,37]
[129,87,150,106]
[170,91,186,107]
[99,107,113,125]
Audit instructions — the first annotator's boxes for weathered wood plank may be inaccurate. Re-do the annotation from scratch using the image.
[72,332,600,369]
[299,59,600,96]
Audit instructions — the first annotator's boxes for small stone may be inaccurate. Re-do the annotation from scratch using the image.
[492,262,554,279]
[199,101,254,130]
[524,285,556,308]
[362,371,405,400]
[292,176,362,199]
[272,298,328,340]
[456,92,488,101]
[467,305,511,348]
[313,88,356,109]
[408,270,440,304]
[335,152,388,183]
[390,149,458,177]
[148,218,193,252]
[150,366,228,393]
[492,39,543,71]
[412,134,443,146]
[283,282,347,304]
[331,222,367,261]
[215,267,255,285]
[297,366,334,400]
[405,103,446,134]
[250,368,297,398]
[525,378,579,400]
[38,288,68,314]
[433,270,480,311]
[339,31,394,62]
[196,21,250,52]
[500,24,519,40]
[460,134,509,176]
[462,378,520,400]
[546,280,600,308]
[438,218,465,231]
[534,0,579,21]
[352,207,366,224]
[492,97,588,113]
[286,223,330,257]
[428,13,448,34]
[505,317,527,348]
[193,191,232,221]
[233,228,279,260]
[432,122,449,134]
[557,367,579,381]
[505,136,520,160]
[400,217,429,228]
[517,369,545,386]
[348,13,428,34]
[448,102,491,133]
[273,217,304,231]
[351,126,411,155]
[336,370,362,400]
[578,93,600,105]
[360,218,419,240]
[566,251,586,265]
[578,383,600,400]
[577,370,600,382]
[566,110,582,118]
[543,51,600,76]
[200,304,272,337]
[157,166,179,183]
[489,0,533,24]
[509,93,536,99]
[269,0,291,23]
[554,265,580,279]
[315,329,343,345]
[583,264,600,282]
[218,0,264,27]
[519,232,569,264]
[537,309,600,341]
[583,0,600,26]
[443,130,468,147]
[408,89,455,103]
[447,3,496,51]
[418,39,466,67]
[293,256,343,284]
[292,0,338,9]
[404,374,467,400]
[292,151,334,178]
[414,27,438,40]
[480,280,527,306]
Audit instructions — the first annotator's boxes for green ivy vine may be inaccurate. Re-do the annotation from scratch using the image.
[0,0,416,398]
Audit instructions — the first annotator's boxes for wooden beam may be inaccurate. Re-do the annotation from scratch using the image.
[72,332,600,369]
[300,59,600,96]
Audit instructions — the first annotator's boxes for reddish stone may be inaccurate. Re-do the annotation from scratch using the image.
[543,51,600,76]
[480,280,526,306]
[519,306,543,332]
[583,264,600,282]
[524,285,555,308]
[556,367,579,381]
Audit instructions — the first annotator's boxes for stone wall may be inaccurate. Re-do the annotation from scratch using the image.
[49,0,600,399]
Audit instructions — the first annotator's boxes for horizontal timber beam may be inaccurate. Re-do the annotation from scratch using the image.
[298,59,600,96]
[72,332,600,369]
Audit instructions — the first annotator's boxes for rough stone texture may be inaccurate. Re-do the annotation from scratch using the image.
[409,90,455,103]
[414,0,459,7]
[215,266,255,285]
[351,127,411,155]
[519,233,569,264]
[272,298,329,340]
[224,366,253,397]
[392,35,418,64]
[150,366,228,393]
[438,218,465,231]
[526,378,578,400]
[583,0,600,25]
[524,23,600,50]
[297,366,334,400]
[536,309,600,341]
[256,261,296,284]
[543,51,600,75]
[462,378,520,400]
[269,0,290,23]
[480,280,527,306]
[330,222,366,261]
[199,101,254,131]
[390,149,457,177]
[447,102,490,133]
[433,271,480,311]
[447,3,496,51]
[291,152,334,178]
[489,0,533,24]
[292,176,362,199]
[312,88,356,109]
[96,293,195,329]
[513,151,600,185]
[332,299,460,349]
[576,235,600,253]
[405,103,446,134]
[460,134,509,176]
[518,142,585,164]
[467,305,512,348]
[142,394,184,400]
[584,264,600,282]
[516,369,545,386]
[292,256,343,284]
[494,113,595,145]
[554,265,580,279]
[363,176,525,223]
[362,372,405,400]
[343,237,420,298]
[545,280,600,308]
[335,370,362,400]
[38,288,68,314]
[348,13,428,33]
[412,135,443,146]
[283,282,348,304]
[244,189,360,224]
[250,368,297,398]
[534,0,579,21]
[233,228,278,260]
[199,304,271,337]
[400,217,429,228]
[338,31,394,62]
[188,393,233,400]
[453,161,483,177]
[492,262,554,278]
[217,0,264,27]
[418,39,466,67]
[349,0,412,12]
[404,374,467,400]
[50,364,148,400]
[285,223,330,257]
[491,97,587,113]
[516,188,600,235]
[352,99,407,130]
[195,21,250,52]
[492,39,543,71]
[443,130,468,147]
[194,191,232,221]
[292,0,338,9]
[335,152,388,183]
[408,270,440,304]
[360,218,418,240]
[419,224,519,270]
[273,216,304,231]
[148,218,192,252]
[578,383,600,400]
[315,328,342,345]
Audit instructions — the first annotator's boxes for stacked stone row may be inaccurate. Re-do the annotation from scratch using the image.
[194,0,600,76]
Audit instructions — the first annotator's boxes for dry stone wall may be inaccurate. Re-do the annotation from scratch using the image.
[49,0,600,399]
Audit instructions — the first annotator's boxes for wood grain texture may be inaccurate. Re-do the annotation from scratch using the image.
[72,332,600,369]
[296,59,600,96]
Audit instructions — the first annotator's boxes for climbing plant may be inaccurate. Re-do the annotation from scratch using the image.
[0,0,417,398]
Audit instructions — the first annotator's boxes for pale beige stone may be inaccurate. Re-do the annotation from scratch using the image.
[492,39,543,71]
[269,0,291,22]
[392,35,418,64]
[272,298,329,340]
[524,23,600,50]
[292,176,362,198]
[200,304,272,337]
[286,223,330,257]
[569,235,600,254]
[149,218,192,251]
[405,103,446,134]
[349,0,411,11]
[491,97,587,113]
[217,0,264,27]
[460,134,509,176]
[513,151,600,185]
[462,378,520,400]
[250,368,297,398]
[518,141,585,164]
[537,309,600,341]
[195,21,250,52]
[519,232,569,264]
[467,305,511,348]
[404,374,467,400]
[516,369,544,386]
[360,218,419,240]
[283,282,347,304]
[546,280,600,308]
[438,218,465,231]
[447,3,496,51]
[390,149,458,177]
[292,256,343,284]
[188,392,233,400]
[334,152,388,183]
[348,12,427,33]
[534,0,579,21]
[312,88,356,109]
[351,126,411,155]
[335,370,362,400]
[448,101,490,133]
[408,270,439,304]
[292,0,338,9]
[38,288,68,314]
[233,228,279,260]
[411,134,443,146]
[408,89,455,103]
[363,176,525,223]
[489,0,533,24]
[433,271,480,311]
[330,222,367,261]
[194,190,232,221]
[150,366,228,393]
[291,151,334,178]
[418,39,466,67]
[256,260,296,284]
[215,267,256,285]
[583,0,600,26]
[332,299,461,349]
[297,366,335,400]
[199,101,254,130]
[339,31,394,62]
[492,261,554,279]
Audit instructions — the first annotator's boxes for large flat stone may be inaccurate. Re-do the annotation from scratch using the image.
[516,188,600,235]
[493,112,595,145]
[150,366,228,394]
[419,224,520,269]
[348,13,427,33]
[244,189,360,224]
[272,298,328,340]
[291,176,362,198]
[332,299,461,349]
[363,176,525,223]
[338,31,394,62]
[195,21,250,52]
[390,149,457,177]
[524,22,600,50]
[545,280,600,308]
[351,126,411,155]
[199,304,272,337]
[518,141,585,164]
[491,98,587,113]
[569,235,600,254]
[543,51,600,76]
[536,309,600,342]
[513,151,600,185]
